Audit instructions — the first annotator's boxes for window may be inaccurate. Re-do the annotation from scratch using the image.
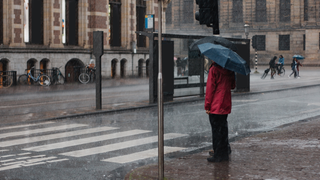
[233,0,243,23]
[29,0,44,44]
[256,35,266,51]
[109,0,121,47]
[256,0,267,22]
[66,0,79,45]
[183,0,193,23]
[166,1,172,24]
[304,0,308,21]
[136,0,146,47]
[279,35,290,50]
[280,0,290,22]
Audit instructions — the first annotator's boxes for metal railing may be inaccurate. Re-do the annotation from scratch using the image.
[0,71,17,86]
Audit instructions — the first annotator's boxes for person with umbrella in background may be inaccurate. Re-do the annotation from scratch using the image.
[296,58,303,78]
[205,60,236,162]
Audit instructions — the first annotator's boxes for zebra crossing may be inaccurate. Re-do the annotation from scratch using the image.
[0,121,188,172]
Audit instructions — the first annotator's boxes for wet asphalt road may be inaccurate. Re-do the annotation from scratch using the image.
[1,85,320,179]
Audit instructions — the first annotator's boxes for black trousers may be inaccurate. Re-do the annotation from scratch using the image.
[209,114,229,160]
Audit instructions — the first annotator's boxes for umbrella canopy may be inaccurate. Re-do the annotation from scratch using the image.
[292,55,305,60]
[189,36,237,52]
[197,43,250,75]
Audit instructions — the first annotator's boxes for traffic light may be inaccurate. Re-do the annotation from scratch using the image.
[195,0,220,34]
[252,35,257,49]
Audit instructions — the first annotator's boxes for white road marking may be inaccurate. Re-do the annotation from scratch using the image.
[0,124,87,139]
[0,126,118,147]
[60,133,188,157]
[102,146,186,164]
[23,129,151,152]
[0,95,123,109]
[0,156,67,171]
[0,122,54,131]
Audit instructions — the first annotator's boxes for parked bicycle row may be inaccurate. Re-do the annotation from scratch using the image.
[0,65,96,88]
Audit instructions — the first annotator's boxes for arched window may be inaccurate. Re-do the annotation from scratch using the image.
[0,59,9,72]
[109,0,121,47]
[136,0,146,47]
[111,59,118,78]
[138,59,144,77]
[120,59,126,78]
[40,59,49,75]
[28,0,44,44]
[65,59,84,83]
[64,0,79,45]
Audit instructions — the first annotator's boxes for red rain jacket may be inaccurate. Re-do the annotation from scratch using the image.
[205,63,236,115]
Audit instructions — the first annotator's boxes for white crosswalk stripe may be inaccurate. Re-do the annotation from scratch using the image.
[0,122,55,131]
[23,129,151,152]
[59,133,188,157]
[0,126,118,147]
[102,146,187,164]
[0,122,189,171]
[0,124,87,139]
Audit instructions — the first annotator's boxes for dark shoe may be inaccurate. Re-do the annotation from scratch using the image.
[209,150,214,156]
[208,147,232,156]
[207,156,229,163]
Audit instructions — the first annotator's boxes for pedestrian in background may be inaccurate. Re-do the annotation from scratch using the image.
[296,58,303,78]
[277,55,284,75]
[205,61,235,162]
[289,58,298,78]
[269,56,277,79]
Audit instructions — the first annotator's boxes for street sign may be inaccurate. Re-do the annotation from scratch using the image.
[145,14,154,32]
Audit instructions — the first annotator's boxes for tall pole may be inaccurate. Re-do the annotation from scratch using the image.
[254,50,259,73]
[157,0,164,179]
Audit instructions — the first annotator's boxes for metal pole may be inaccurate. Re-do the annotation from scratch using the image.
[157,0,164,179]
[254,50,259,73]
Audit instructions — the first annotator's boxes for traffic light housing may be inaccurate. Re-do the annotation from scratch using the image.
[195,0,220,34]
[252,35,257,49]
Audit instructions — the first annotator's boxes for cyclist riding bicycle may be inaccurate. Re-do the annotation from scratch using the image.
[269,56,277,79]
[277,55,284,75]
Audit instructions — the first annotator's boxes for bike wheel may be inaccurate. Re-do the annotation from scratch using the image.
[39,75,51,86]
[79,73,90,84]
[0,75,13,88]
[279,68,285,77]
[18,74,29,85]
[57,75,65,85]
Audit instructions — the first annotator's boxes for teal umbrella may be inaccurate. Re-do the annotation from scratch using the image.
[197,43,250,75]
[293,55,305,60]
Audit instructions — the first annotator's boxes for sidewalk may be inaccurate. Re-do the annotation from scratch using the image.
[124,117,320,180]
[123,66,320,180]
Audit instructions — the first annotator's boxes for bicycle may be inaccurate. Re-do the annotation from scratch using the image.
[276,64,285,77]
[0,72,13,88]
[79,65,96,84]
[18,67,51,86]
[52,66,65,85]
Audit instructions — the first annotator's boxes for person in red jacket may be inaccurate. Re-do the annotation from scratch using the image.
[205,61,236,162]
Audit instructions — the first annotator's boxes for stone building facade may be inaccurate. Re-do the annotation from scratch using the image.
[166,0,320,65]
[0,0,166,81]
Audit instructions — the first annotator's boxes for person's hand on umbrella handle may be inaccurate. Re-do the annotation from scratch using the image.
[206,110,210,114]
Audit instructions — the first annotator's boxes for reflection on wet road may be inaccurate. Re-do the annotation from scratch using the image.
[0,86,320,179]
